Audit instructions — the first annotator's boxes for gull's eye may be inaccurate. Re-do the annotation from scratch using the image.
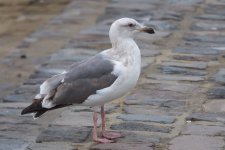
[128,23,135,27]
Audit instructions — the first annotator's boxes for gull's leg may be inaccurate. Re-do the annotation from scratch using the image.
[92,111,113,143]
[101,105,122,139]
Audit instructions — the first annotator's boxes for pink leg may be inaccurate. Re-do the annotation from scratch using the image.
[92,111,113,143]
[101,105,122,140]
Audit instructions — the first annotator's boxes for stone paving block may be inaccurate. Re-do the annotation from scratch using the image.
[52,110,100,127]
[0,126,39,143]
[141,49,161,57]
[172,54,218,61]
[160,66,207,76]
[118,114,176,124]
[142,82,202,93]
[127,89,190,102]
[212,68,225,85]
[124,98,167,106]
[183,34,225,44]
[186,112,225,123]
[173,47,219,55]
[167,0,203,4]
[0,108,22,116]
[25,142,76,150]
[0,102,29,109]
[204,4,225,15]
[161,61,208,70]
[152,10,184,21]
[80,21,110,36]
[90,143,153,150]
[195,14,225,20]
[169,135,224,150]
[50,48,98,62]
[111,122,171,133]
[182,124,225,136]
[117,132,160,143]
[207,87,225,99]
[124,105,183,116]
[203,100,225,113]
[64,35,110,50]
[147,74,204,82]
[23,78,46,85]
[36,125,91,143]
[0,138,26,150]
[3,94,34,102]
[108,3,156,11]
[191,21,225,31]
[161,100,186,108]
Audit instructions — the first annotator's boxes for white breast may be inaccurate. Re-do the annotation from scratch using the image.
[82,39,141,107]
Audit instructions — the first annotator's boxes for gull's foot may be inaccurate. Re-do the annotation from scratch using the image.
[93,137,114,143]
[102,131,122,140]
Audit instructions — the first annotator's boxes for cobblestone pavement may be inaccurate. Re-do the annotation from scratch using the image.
[1,0,225,150]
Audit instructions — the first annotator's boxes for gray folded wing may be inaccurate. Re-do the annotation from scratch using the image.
[46,54,118,105]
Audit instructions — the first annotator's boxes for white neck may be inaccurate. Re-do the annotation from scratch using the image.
[107,37,141,68]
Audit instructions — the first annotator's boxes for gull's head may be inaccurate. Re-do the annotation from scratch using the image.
[109,18,155,43]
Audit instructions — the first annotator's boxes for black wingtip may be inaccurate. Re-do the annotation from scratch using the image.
[21,99,43,115]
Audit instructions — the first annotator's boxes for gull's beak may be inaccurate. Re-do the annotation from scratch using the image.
[139,26,155,34]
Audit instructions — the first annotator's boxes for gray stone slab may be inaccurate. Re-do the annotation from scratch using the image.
[147,74,204,82]
[152,11,184,21]
[207,87,225,99]
[173,47,219,55]
[183,34,225,44]
[111,122,171,133]
[117,131,160,143]
[212,69,225,85]
[90,143,153,150]
[191,22,225,31]
[50,48,97,62]
[186,112,225,123]
[160,66,207,76]
[126,88,190,103]
[36,125,91,143]
[182,124,225,136]
[142,82,202,93]
[25,142,76,150]
[124,105,183,116]
[0,138,26,150]
[141,49,161,57]
[204,4,225,15]
[23,78,46,85]
[161,100,186,108]
[124,98,166,106]
[203,100,225,113]
[118,114,176,124]
[167,0,203,4]
[13,85,39,95]
[52,110,100,127]
[31,28,67,39]
[0,108,21,116]
[3,94,34,103]
[161,61,208,69]
[172,54,218,61]
[195,14,225,21]
[108,3,156,11]
[169,135,224,150]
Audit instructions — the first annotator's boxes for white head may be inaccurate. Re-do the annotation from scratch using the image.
[109,18,155,45]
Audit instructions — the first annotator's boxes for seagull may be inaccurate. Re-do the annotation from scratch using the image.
[21,18,155,143]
